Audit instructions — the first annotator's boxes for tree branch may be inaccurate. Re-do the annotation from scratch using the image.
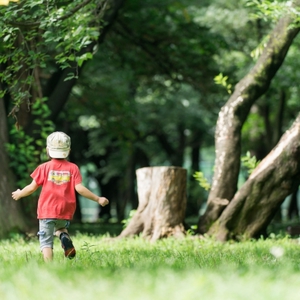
[10,0,95,27]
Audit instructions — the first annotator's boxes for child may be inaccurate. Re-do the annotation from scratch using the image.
[12,131,109,262]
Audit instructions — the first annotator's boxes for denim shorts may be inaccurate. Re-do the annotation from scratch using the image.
[37,219,70,250]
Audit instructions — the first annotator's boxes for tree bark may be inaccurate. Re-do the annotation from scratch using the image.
[210,113,300,241]
[0,99,28,238]
[118,166,187,241]
[198,13,300,233]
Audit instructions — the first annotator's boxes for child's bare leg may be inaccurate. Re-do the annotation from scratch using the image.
[42,247,53,262]
[55,228,68,237]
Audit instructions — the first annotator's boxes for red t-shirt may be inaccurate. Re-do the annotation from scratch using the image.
[31,159,82,220]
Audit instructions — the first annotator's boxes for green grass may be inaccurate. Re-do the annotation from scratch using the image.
[1,232,300,300]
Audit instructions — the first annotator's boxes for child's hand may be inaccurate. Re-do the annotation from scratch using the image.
[12,189,21,201]
[98,197,109,207]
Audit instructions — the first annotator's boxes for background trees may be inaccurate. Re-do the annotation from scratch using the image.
[198,8,300,235]
[1,0,300,239]
[0,98,28,237]
[0,0,126,236]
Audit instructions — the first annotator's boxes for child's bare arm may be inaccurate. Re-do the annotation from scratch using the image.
[75,183,109,206]
[12,180,39,201]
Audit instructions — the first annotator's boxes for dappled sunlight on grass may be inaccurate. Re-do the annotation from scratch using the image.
[1,234,300,299]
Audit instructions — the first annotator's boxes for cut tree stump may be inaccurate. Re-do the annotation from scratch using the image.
[118,166,187,241]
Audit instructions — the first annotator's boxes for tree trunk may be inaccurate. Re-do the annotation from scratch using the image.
[0,99,28,238]
[198,13,300,234]
[211,113,300,241]
[118,166,187,241]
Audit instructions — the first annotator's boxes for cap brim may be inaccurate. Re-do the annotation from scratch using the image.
[48,149,69,159]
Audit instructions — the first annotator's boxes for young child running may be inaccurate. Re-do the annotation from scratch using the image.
[12,131,109,262]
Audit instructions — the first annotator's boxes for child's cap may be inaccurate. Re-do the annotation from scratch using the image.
[47,131,71,159]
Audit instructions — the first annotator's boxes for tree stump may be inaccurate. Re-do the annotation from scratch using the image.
[118,166,187,241]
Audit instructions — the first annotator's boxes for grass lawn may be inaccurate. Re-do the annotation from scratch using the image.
[1,225,300,300]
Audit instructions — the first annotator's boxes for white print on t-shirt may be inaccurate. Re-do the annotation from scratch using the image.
[48,170,71,185]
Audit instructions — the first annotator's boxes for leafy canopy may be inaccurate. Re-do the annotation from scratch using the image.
[0,0,101,106]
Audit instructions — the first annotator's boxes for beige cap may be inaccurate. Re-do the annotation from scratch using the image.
[46,132,71,159]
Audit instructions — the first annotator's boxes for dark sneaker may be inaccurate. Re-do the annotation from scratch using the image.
[60,233,76,259]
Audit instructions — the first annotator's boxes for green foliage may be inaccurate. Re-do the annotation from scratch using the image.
[214,73,232,94]
[193,171,211,191]
[186,224,198,236]
[1,234,300,299]
[6,129,36,183]
[6,98,55,188]
[0,0,100,105]
[121,210,137,229]
[193,150,260,190]
[246,0,292,22]
[1,0,300,224]
[241,110,266,152]
[241,151,260,174]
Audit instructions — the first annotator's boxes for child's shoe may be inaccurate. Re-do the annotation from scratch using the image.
[60,232,76,259]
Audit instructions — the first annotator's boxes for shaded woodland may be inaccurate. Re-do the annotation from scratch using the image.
[0,0,300,240]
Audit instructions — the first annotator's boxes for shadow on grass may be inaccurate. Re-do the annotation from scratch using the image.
[68,217,300,239]
[69,222,123,237]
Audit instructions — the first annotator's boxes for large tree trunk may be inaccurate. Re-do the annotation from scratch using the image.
[198,12,300,234]
[118,166,187,241]
[0,99,28,238]
[211,113,300,241]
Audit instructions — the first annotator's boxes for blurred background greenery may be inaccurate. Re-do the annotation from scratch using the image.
[1,0,300,232]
